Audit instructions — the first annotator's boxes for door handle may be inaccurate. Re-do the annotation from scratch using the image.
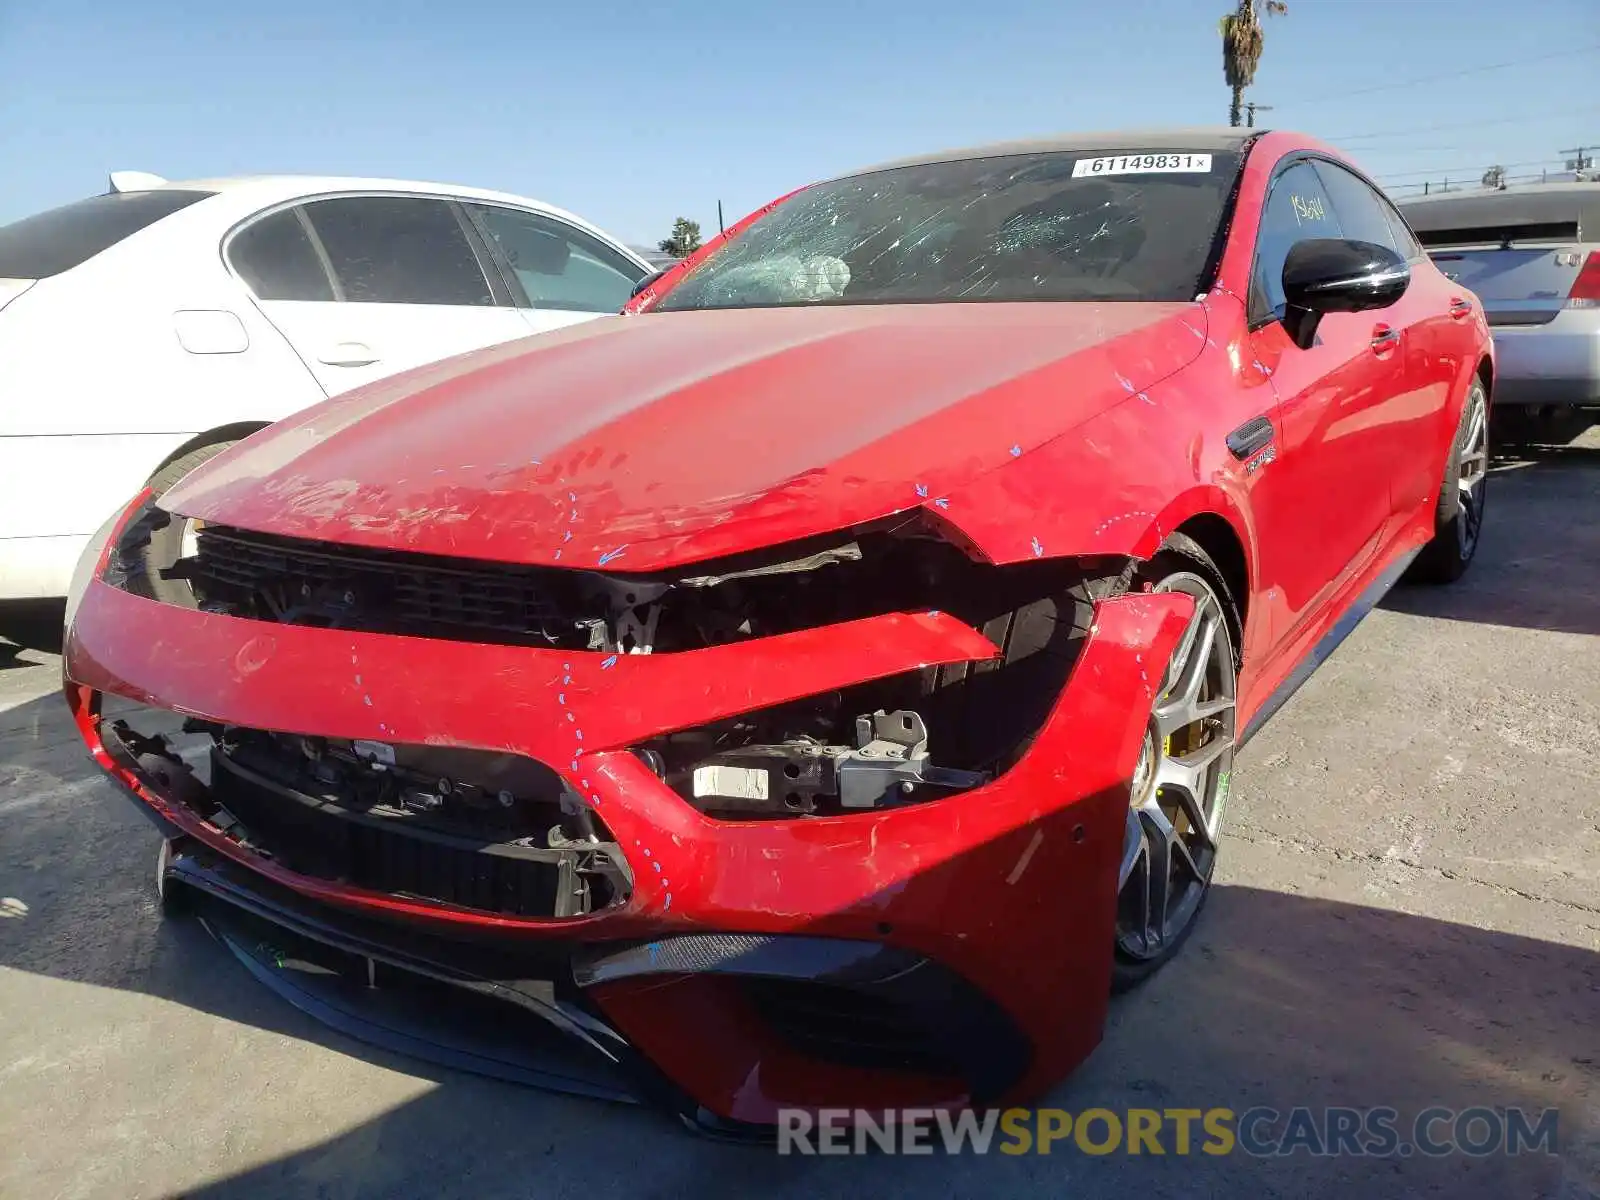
[1370,325,1400,355]
[316,341,378,367]
[1448,296,1473,321]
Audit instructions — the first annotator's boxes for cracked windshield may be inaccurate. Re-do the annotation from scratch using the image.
[656,149,1242,309]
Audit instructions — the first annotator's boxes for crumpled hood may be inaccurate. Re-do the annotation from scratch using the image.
[163,301,1200,572]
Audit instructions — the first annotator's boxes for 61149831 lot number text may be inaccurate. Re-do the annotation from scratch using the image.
[1072,154,1214,177]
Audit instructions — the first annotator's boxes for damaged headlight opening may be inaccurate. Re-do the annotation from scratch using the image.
[106,499,1134,820]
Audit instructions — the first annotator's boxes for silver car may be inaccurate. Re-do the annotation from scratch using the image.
[1401,183,1600,442]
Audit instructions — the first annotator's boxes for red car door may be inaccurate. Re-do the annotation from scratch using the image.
[1313,159,1453,525]
[1244,159,1408,658]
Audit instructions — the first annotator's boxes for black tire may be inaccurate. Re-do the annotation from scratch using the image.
[1408,380,1488,585]
[1135,534,1243,670]
[1112,534,1239,993]
[155,837,190,918]
[139,440,236,604]
[1113,887,1214,994]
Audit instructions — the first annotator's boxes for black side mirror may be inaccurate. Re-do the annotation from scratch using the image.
[629,267,670,299]
[1280,238,1410,350]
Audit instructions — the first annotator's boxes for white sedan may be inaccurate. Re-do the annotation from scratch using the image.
[0,172,654,600]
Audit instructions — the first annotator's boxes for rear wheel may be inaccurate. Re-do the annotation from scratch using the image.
[1112,538,1239,992]
[139,440,237,604]
[1408,380,1488,584]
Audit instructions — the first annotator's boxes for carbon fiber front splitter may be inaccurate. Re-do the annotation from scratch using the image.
[159,840,773,1139]
[154,835,1032,1139]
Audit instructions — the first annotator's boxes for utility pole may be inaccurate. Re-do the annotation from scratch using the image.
[717,200,725,236]
[1559,146,1595,179]
[1245,101,1274,128]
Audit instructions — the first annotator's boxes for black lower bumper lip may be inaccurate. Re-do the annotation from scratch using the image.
[164,841,646,1104]
[157,842,792,1141]
[210,905,640,1102]
[157,840,1032,1140]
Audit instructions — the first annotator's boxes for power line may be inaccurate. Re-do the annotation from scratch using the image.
[1361,143,1501,158]
[1382,160,1594,194]
[1385,171,1568,194]
[1559,145,1598,171]
[1326,106,1600,144]
[1375,156,1566,181]
[1275,44,1600,108]
[1353,142,1574,168]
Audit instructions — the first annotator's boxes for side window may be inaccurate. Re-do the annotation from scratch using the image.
[469,205,645,313]
[301,197,494,306]
[227,208,335,302]
[1313,161,1400,256]
[1380,200,1424,260]
[1251,161,1343,321]
[0,190,214,279]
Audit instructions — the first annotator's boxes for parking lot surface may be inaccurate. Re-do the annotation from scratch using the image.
[2,436,1597,1199]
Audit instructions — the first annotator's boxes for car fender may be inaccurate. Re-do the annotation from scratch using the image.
[933,384,1259,579]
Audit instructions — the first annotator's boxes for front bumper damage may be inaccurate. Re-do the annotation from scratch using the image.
[65,570,1191,1132]
[154,839,1009,1138]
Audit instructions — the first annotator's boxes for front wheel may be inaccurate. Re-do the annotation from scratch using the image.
[138,440,237,604]
[1113,537,1239,993]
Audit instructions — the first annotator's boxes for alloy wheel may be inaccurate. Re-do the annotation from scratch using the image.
[1455,388,1489,559]
[1116,573,1237,962]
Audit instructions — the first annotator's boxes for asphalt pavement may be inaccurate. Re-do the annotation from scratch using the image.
[2,434,1597,1199]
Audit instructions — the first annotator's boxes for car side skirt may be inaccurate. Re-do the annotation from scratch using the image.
[1241,544,1421,745]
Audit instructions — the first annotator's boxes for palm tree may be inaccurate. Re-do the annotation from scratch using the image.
[1220,0,1287,127]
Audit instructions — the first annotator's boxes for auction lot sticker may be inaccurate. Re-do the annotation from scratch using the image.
[1073,153,1213,177]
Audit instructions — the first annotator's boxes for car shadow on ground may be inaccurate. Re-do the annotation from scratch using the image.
[164,888,1599,1200]
[0,687,1594,1199]
[1382,444,1600,638]
[162,896,1600,1200]
[0,600,65,670]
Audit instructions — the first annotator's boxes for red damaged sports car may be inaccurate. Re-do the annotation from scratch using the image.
[64,128,1492,1133]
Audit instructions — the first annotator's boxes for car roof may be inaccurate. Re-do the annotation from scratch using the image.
[830,127,1263,180]
[153,173,564,209]
[1398,182,1600,236]
[132,174,642,257]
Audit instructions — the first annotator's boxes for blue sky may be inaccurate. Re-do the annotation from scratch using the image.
[1,0,1595,245]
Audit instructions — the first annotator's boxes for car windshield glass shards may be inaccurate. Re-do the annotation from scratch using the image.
[655,149,1242,310]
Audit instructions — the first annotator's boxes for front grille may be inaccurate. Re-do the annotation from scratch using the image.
[742,977,967,1077]
[210,749,627,918]
[188,525,603,648]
